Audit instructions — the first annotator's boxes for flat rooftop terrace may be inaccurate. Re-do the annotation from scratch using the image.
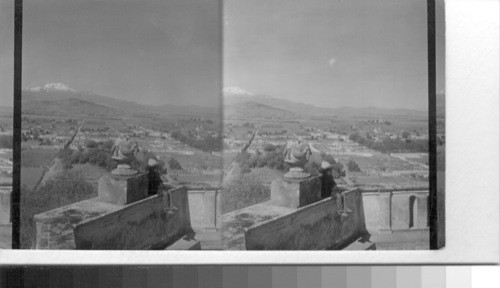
[34,198,124,249]
[34,197,123,226]
[222,201,295,250]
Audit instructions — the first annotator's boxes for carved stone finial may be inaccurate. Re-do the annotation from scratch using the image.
[284,167,311,179]
[111,164,138,176]
[283,140,312,179]
[111,138,139,164]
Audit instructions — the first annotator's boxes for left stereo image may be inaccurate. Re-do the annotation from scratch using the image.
[14,0,224,250]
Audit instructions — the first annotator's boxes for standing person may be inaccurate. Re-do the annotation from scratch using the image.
[319,161,351,217]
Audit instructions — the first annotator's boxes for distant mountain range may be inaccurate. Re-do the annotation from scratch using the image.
[22,98,122,117]
[223,87,429,118]
[18,83,438,119]
[22,83,219,117]
[224,101,298,119]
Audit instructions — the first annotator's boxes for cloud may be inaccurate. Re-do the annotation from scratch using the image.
[328,57,336,67]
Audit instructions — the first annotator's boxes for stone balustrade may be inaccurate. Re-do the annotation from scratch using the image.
[361,188,429,233]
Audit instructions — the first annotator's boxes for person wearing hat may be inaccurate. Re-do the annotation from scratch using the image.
[319,161,351,217]
[146,157,166,196]
[320,161,336,198]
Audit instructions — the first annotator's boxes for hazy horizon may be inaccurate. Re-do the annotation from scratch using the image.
[224,0,445,111]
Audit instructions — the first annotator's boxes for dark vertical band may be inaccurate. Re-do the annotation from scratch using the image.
[427,0,441,249]
[12,0,23,249]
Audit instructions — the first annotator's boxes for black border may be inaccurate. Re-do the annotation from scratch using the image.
[11,0,22,250]
[427,0,443,250]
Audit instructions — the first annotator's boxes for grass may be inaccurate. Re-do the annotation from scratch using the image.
[248,167,283,187]
[221,173,271,214]
[20,167,44,190]
[70,163,108,191]
[21,148,58,167]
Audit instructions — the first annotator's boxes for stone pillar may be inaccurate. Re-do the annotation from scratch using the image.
[391,193,411,230]
[204,190,217,230]
[0,189,11,224]
[378,191,392,233]
[271,176,321,209]
[98,171,149,205]
[215,190,221,229]
[416,195,429,229]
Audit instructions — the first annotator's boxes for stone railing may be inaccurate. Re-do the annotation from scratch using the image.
[361,187,429,233]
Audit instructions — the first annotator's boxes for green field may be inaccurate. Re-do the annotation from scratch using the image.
[156,151,222,171]
[352,175,426,189]
[21,167,44,190]
[21,148,58,168]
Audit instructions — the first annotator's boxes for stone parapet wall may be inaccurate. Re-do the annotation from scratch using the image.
[74,187,192,249]
[362,189,429,233]
[0,189,11,225]
[244,189,368,250]
[34,187,193,249]
[34,198,123,249]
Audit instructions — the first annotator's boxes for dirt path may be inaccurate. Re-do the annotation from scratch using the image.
[223,122,262,182]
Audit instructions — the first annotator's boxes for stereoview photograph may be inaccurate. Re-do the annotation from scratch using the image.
[11,0,446,251]
[221,0,445,250]
[19,0,223,250]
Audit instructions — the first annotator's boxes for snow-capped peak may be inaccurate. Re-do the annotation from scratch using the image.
[223,86,254,97]
[27,83,76,92]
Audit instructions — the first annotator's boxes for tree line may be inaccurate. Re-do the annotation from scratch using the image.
[349,132,428,153]
[170,130,222,152]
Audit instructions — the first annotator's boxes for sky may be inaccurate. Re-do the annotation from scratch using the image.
[224,0,446,111]
[0,0,444,109]
[0,0,222,107]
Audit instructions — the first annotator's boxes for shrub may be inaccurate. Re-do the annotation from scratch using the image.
[304,160,321,176]
[168,158,183,170]
[235,146,288,173]
[59,141,117,171]
[85,140,98,148]
[263,143,276,152]
[347,160,361,172]
[0,135,13,149]
[221,174,270,214]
